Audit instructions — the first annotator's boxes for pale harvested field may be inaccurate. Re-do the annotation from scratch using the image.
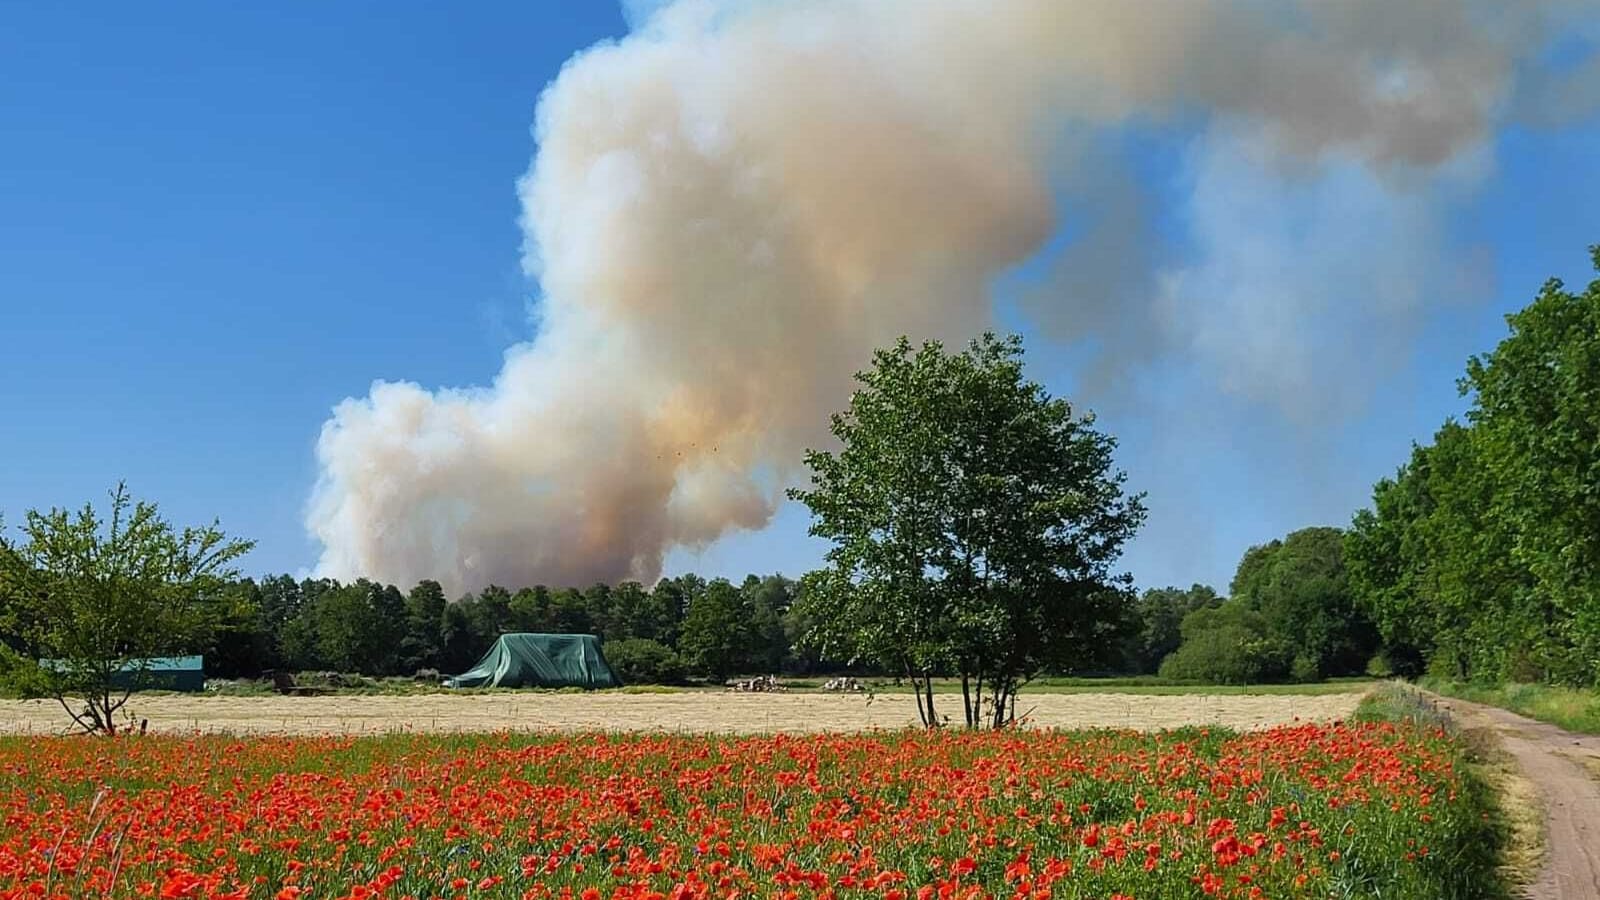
[0,690,1362,736]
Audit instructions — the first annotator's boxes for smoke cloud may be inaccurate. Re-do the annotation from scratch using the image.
[309,0,1595,596]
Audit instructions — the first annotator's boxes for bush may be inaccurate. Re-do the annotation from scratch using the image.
[605,638,687,685]
[1365,652,1394,678]
[0,647,50,699]
[1158,603,1291,684]
[1158,630,1289,684]
[1290,653,1322,683]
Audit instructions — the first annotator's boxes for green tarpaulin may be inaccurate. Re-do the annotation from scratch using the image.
[445,634,620,689]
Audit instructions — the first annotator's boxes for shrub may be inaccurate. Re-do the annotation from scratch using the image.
[605,638,687,685]
[1290,653,1322,683]
[1365,652,1394,678]
[0,647,50,699]
[1158,629,1289,684]
[1159,603,1293,684]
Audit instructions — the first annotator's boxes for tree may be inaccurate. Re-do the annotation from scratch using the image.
[1346,423,1518,679]
[741,575,793,674]
[1124,584,1222,674]
[0,484,252,734]
[678,578,751,681]
[1158,603,1290,684]
[549,588,592,634]
[1347,246,1600,686]
[1462,247,1600,684]
[604,638,687,685]
[790,334,1145,727]
[401,580,448,673]
[509,586,554,633]
[439,601,479,674]
[1230,527,1375,680]
[606,581,677,645]
[205,579,272,678]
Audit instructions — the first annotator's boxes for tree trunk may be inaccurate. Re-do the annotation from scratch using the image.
[908,663,929,728]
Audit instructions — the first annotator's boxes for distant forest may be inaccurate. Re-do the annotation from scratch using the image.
[200,527,1375,687]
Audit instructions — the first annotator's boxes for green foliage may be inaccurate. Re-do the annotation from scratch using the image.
[790,333,1145,726]
[603,638,687,685]
[1158,603,1290,684]
[677,579,751,681]
[1421,677,1600,736]
[0,644,49,698]
[1350,246,1600,686]
[0,483,253,733]
[1162,527,1372,684]
[1365,651,1396,679]
[204,579,273,678]
[1231,527,1376,678]
[1122,584,1222,674]
[401,580,448,673]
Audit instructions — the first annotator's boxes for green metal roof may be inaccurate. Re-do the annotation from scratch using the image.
[41,656,203,672]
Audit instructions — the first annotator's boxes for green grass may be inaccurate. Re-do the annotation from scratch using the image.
[1357,682,1525,894]
[1420,677,1600,735]
[1355,681,1457,730]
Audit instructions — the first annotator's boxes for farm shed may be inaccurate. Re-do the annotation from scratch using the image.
[445,634,621,689]
[40,656,206,692]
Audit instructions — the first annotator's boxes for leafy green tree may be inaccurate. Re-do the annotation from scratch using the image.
[584,583,614,638]
[1462,247,1600,684]
[301,581,390,674]
[205,579,272,678]
[605,581,678,645]
[509,586,554,633]
[1230,527,1374,680]
[0,484,253,734]
[401,580,448,672]
[439,601,479,674]
[549,588,593,634]
[791,334,1145,727]
[1158,603,1290,684]
[648,576,699,646]
[469,585,514,641]
[741,575,793,674]
[678,578,751,681]
[1348,246,1600,685]
[1123,584,1222,674]
[1346,422,1521,679]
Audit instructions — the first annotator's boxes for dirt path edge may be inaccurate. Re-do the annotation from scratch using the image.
[1425,691,1600,900]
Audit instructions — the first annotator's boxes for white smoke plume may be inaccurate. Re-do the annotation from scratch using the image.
[309,0,1595,596]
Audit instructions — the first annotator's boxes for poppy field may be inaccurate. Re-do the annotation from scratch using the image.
[0,719,1500,900]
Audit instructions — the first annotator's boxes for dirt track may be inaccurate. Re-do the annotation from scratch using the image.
[0,690,1360,736]
[1430,693,1600,900]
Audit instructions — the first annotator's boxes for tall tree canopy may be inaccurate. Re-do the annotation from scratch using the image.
[790,333,1146,727]
[1230,527,1375,681]
[1123,584,1223,675]
[1349,246,1600,685]
[0,484,253,733]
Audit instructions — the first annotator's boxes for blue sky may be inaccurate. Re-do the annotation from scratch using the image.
[3,3,1598,595]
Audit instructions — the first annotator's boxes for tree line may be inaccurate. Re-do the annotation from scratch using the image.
[200,572,811,685]
[1344,246,1600,687]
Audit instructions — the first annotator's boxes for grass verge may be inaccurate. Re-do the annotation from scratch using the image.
[1420,677,1600,735]
[1360,682,1539,894]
